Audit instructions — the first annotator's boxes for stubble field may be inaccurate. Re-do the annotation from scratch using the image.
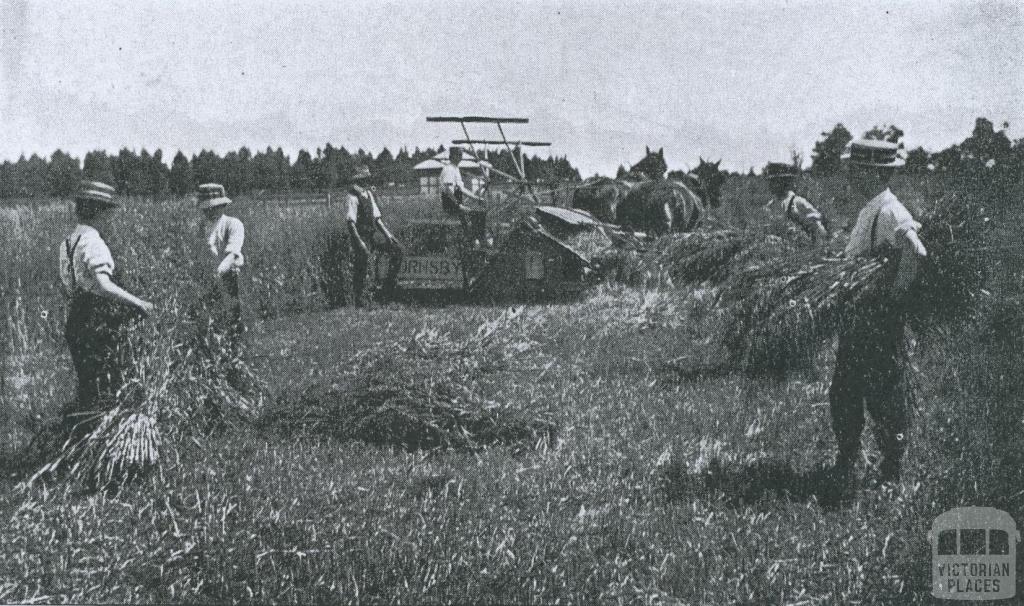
[1,175,1022,603]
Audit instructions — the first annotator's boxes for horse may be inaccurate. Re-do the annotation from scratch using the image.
[571,147,666,223]
[616,158,726,235]
[570,177,632,223]
[629,146,668,181]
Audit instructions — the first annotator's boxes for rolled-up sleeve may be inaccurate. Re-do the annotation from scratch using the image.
[224,217,245,255]
[368,195,382,221]
[80,237,114,278]
[792,197,822,222]
[345,194,359,223]
[882,204,921,240]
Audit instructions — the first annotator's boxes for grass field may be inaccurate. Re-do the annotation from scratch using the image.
[1,174,1023,603]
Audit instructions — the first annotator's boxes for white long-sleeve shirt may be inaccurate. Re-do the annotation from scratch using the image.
[203,214,245,271]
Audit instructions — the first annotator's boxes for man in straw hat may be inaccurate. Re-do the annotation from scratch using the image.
[762,162,828,246]
[829,138,927,486]
[195,183,246,362]
[59,180,153,439]
[343,164,403,306]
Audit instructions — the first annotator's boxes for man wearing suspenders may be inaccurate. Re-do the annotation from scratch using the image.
[763,162,827,245]
[344,165,403,306]
[829,139,927,486]
[59,181,153,438]
[195,183,246,364]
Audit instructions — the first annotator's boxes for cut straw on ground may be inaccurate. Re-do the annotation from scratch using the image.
[258,310,559,451]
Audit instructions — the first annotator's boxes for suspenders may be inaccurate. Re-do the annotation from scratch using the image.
[785,192,797,222]
[870,206,883,255]
[65,234,84,291]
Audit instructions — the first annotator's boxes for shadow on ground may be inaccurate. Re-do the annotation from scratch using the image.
[661,456,852,510]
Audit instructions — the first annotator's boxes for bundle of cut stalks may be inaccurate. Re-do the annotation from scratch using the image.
[264,353,557,451]
[260,312,558,451]
[720,255,888,375]
[260,350,557,451]
[30,321,267,490]
[905,192,991,331]
[618,229,804,289]
[33,406,163,489]
[655,230,750,284]
[719,192,990,376]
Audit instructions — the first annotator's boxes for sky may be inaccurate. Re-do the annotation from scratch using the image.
[1,0,1022,176]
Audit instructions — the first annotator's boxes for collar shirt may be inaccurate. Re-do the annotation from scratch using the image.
[845,188,921,257]
[769,191,822,224]
[345,188,382,227]
[59,224,114,296]
[764,191,822,236]
[439,162,464,191]
[204,214,245,268]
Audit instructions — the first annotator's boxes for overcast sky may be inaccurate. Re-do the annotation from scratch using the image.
[1,0,1021,175]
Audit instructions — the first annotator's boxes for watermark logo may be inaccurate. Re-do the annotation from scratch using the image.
[928,507,1019,600]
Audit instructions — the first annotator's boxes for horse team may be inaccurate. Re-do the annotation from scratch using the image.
[571,147,726,234]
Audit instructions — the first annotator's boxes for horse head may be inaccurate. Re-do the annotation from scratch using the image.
[629,147,668,181]
[691,157,727,208]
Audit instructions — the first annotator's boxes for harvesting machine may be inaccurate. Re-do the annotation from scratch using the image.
[374,116,643,303]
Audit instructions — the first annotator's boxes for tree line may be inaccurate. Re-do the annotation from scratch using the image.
[3,117,1018,200]
[0,144,581,200]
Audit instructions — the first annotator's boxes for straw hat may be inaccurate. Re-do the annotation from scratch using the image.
[349,165,372,181]
[842,139,906,168]
[196,183,232,209]
[763,162,798,180]
[75,180,117,207]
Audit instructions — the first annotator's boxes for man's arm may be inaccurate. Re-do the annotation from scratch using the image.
[811,220,828,245]
[344,193,369,254]
[218,220,244,275]
[444,165,482,203]
[96,273,154,315]
[458,183,482,202]
[375,217,402,250]
[217,252,243,276]
[793,197,828,246]
[347,220,368,254]
[894,229,927,292]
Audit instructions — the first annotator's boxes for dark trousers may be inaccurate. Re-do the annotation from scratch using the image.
[352,233,402,306]
[63,293,129,439]
[196,272,246,385]
[212,272,244,356]
[829,311,908,480]
[441,190,486,244]
[441,188,464,214]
